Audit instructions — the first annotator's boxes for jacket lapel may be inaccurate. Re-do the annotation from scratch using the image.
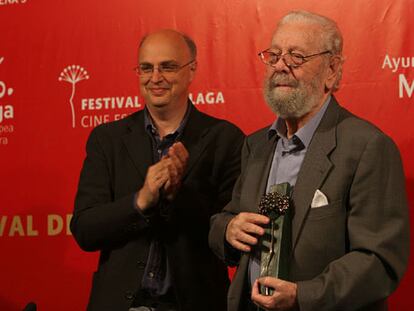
[291,98,340,250]
[179,106,214,180]
[122,111,153,180]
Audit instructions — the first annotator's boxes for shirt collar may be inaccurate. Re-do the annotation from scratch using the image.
[267,95,331,149]
[144,101,193,139]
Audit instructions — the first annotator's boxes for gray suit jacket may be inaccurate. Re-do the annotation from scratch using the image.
[209,97,409,311]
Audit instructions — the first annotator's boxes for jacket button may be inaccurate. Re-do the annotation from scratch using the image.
[137,261,146,268]
[125,291,135,300]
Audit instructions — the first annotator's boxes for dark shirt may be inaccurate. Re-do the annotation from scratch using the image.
[139,103,191,301]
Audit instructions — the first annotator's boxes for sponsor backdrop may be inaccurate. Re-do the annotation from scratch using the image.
[0,0,413,310]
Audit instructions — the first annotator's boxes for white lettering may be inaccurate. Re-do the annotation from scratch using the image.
[216,91,224,103]
[116,97,124,109]
[125,97,134,108]
[383,54,414,73]
[399,74,414,98]
[81,114,110,128]
[80,96,141,110]
[206,92,215,104]
[0,81,6,98]
[392,57,400,73]
[81,98,88,110]
[114,113,128,120]
[401,57,413,69]
[0,105,14,123]
[382,54,396,72]
[0,0,23,5]
[0,0,28,5]
[189,92,225,105]
[196,93,205,104]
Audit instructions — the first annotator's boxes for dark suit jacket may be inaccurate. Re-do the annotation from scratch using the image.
[71,105,245,311]
[209,97,409,311]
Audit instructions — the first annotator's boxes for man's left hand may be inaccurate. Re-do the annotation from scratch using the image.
[251,277,298,311]
[163,142,189,200]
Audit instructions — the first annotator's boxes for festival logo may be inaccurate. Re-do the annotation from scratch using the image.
[58,64,227,129]
[58,65,89,128]
[58,64,143,129]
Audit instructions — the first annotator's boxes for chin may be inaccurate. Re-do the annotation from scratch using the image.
[148,101,169,109]
[147,96,170,107]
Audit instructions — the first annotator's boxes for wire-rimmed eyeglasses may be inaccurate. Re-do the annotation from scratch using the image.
[258,49,332,68]
[134,59,196,78]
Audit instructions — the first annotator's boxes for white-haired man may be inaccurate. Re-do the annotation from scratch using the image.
[209,11,409,311]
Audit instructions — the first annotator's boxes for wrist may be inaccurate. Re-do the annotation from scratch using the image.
[135,188,154,212]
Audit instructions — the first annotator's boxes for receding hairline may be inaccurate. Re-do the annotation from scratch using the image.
[138,30,197,59]
[277,10,343,55]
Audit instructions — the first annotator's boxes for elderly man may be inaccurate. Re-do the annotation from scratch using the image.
[209,11,409,311]
[71,29,244,311]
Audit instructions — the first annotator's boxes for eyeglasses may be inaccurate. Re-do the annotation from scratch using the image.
[134,59,195,78]
[258,49,332,68]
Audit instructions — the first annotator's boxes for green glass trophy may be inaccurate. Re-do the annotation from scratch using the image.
[258,182,292,295]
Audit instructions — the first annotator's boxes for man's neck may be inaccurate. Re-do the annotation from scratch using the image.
[146,99,188,138]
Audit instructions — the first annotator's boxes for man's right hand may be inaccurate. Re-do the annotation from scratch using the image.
[135,160,171,212]
[226,212,270,252]
[135,142,189,212]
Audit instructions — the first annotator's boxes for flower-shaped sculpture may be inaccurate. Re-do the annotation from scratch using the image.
[258,191,290,220]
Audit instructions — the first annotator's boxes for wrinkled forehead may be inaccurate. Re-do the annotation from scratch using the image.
[139,32,191,63]
[271,22,324,52]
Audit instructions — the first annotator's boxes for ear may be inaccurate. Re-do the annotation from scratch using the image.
[188,61,197,81]
[190,61,197,72]
[324,55,342,92]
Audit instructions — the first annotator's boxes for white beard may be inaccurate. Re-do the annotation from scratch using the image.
[264,73,323,119]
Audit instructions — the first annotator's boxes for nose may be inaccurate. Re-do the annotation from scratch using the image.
[270,55,291,73]
[149,67,164,82]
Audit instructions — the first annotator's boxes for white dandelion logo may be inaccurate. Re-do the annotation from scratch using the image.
[58,65,89,128]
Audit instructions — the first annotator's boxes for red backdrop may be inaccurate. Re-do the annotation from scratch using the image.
[1,1,413,310]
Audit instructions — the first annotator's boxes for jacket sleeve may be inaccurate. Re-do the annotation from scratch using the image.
[209,137,251,266]
[297,133,410,311]
[70,126,150,252]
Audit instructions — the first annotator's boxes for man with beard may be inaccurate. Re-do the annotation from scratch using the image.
[209,10,409,311]
[71,29,244,311]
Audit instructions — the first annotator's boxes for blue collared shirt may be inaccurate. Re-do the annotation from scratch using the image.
[249,96,331,287]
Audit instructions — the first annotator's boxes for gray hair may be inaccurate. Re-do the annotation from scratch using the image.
[279,10,344,92]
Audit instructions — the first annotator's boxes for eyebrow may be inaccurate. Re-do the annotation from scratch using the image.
[270,45,307,53]
[139,60,179,65]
